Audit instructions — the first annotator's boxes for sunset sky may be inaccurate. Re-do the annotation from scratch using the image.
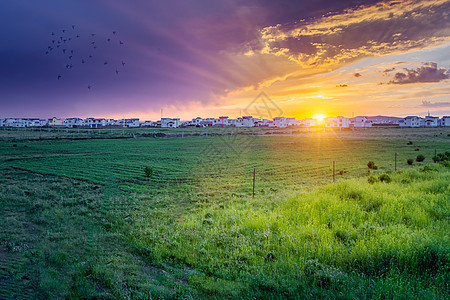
[1,0,449,120]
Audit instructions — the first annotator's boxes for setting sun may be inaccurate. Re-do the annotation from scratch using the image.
[312,113,327,122]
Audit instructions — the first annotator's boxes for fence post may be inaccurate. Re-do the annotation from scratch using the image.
[395,152,397,171]
[434,149,437,163]
[252,168,256,198]
[333,161,336,183]
[206,129,208,137]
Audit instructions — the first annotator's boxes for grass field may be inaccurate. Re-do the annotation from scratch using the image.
[0,127,449,298]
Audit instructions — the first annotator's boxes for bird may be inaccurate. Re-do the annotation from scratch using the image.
[121,61,125,67]
[115,70,119,75]
[72,25,75,29]
[62,29,65,33]
[104,61,108,65]
[45,51,49,55]
[57,74,62,80]
[70,50,73,54]
[107,38,111,42]
[62,49,67,54]
[69,56,72,59]
[112,31,116,35]
[89,55,93,58]
[91,33,95,36]
[52,40,55,44]
[81,59,85,64]
[93,46,97,49]
[56,45,60,48]
[51,32,55,36]
[91,41,95,45]
[88,85,92,90]
[76,34,80,38]
[68,38,71,41]
[119,41,124,45]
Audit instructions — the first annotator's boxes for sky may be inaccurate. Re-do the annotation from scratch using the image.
[0,0,449,120]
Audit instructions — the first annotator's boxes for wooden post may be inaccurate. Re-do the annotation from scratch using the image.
[333,161,335,183]
[206,129,208,137]
[252,168,256,198]
[395,152,397,171]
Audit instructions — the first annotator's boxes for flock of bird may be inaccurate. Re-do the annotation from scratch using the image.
[45,25,127,90]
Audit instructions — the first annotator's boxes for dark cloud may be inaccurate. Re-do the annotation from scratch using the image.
[383,67,395,73]
[354,73,362,78]
[419,100,450,108]
[388,62,449,84]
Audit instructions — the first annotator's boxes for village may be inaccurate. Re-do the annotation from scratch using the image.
[0,114,449,128]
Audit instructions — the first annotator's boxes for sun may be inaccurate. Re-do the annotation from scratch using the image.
[312,113,327,122]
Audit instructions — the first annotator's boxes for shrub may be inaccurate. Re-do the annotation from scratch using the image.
[416,154,425,162]
[367,161,378,170]
[407,159,413,165]
[367,176,378,184]
[414,148,420,151]
[144,166,154,178]
[378,173,391,183]
[406,141,413,145]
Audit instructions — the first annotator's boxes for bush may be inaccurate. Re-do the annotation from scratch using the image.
[367,161,378,170]
[378,173,391,183]
[416,154,425,162]
[144,166,154,178]
[414,148,420,151]
[367,176,378,184]
[434,151,450,162]
[406,141,413,145]
[407,159,413,165]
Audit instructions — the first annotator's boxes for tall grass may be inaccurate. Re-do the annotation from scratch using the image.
[129,164,450,298]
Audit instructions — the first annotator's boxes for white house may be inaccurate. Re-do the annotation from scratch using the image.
[64,118,83,128]
[422,116,439,127]
[161,118,181,128]
[441,116,450,127]
[274,117,288,128]
[351,116,372,128]
[325,116,350,128]
[0,119,4,127]
[117,118,140,127]
[399,116,421,127]
[300,118,317,127]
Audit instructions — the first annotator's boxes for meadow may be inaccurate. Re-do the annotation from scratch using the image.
[0,127,449,298]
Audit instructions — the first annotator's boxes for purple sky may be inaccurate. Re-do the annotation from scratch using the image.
[1,0,449,119]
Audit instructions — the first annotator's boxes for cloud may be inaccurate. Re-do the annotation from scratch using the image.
[387,62,449,84]
[336,84,348,87]
[383,67,396,73]
[249,0,450,70]
[419,100,450,107]
[354,73,362,78]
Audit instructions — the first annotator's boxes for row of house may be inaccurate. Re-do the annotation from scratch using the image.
[1,115,449,128]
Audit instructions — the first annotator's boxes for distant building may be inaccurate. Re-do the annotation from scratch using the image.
[161,118,181,128]
[48,117,64,127]
[399,116,421,127]
[350,116,372,128]
[325,116,350,128]
[422,116,439,127]
[117,118,140,127]
[64,118,83,128]
[441,116,450,127]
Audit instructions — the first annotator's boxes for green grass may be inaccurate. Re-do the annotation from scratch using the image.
[0,128,449,298]
[127,164,449,298]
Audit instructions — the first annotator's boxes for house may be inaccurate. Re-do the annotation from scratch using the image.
[117,118,140,127]
[400,116,421,127]
[274,117,288,128]
[26,119,44,127]
[161,118,181,128]
[0,119,4,127]
[441,116,450,127]
[423,116,439,127]
[350,116,373,128]
[48,117,64,127]
[325,116,350,128]
[64,118,83,128]
[142,120,158,127]
[301,118,317,127]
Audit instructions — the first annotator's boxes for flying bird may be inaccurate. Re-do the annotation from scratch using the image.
[51,32,55,36]
[104,61,108,65]
[121,61,125,67]
[107,38,111,42]
[62,29,65,33]
[115,70,119,75]
[91,33,95,36]
[70,50,73,54]
[57,74,61,80]
[69,56,72,59]
[76,35,80,38]
[119,41,124,45]
[62,49,67,54]
[89,55,93,58]
[88,85,92,90]
[72,25,75,29]
[81,59,85,64]
[112,31,116,34]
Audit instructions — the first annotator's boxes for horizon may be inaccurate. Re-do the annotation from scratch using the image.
[1,1,449,120]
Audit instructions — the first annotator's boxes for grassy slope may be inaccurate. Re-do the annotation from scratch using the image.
[129,164,450,298]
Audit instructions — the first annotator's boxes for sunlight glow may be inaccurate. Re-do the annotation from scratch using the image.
[312,113,327,122]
